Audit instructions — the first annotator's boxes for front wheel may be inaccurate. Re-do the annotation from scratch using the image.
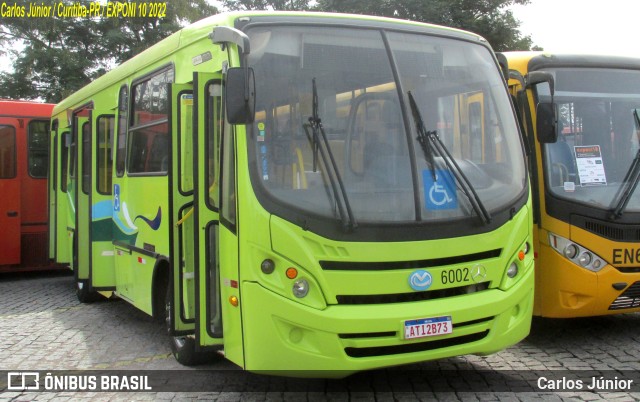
[76,280,101,303]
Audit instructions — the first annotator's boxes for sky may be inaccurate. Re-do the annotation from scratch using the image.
[510,0,640,56]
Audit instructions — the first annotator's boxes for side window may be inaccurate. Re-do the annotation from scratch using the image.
[69,128,77,179]
[82,122,91,194]
[28,120,50,178]
[60,131,69,192]
[128,68,174,175]
[179,92,194,194]
[206,81,222,209]
[0,125,16,179]
[97,116,114,194]
[116,85,128,177]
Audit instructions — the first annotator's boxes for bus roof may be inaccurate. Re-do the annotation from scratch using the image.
[504,51,640,73]
[52,11,487,115]
[0,100,54,117]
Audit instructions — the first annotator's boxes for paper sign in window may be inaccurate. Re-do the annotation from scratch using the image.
[575,145,607,186]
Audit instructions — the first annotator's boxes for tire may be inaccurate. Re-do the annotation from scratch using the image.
[75,279,101,303]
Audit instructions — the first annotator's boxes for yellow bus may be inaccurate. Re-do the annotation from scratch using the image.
[504,51,640,317]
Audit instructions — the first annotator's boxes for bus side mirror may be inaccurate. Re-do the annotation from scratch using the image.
[225,67,255,124]
[495,52,509,83]
[526,71,555,96]
[536,102,558,143]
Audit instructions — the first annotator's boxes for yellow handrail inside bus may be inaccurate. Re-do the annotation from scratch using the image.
[176,207,194,226]
[293,147,307,189]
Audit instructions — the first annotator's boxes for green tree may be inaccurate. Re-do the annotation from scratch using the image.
[223,0,536,52]
[0,0,218,102]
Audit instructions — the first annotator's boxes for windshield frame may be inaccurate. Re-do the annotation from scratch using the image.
[238,16,528,241]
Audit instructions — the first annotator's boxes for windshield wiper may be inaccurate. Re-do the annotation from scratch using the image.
[407,91,492,225]
[609,109,640,219]
[303,78,356,232]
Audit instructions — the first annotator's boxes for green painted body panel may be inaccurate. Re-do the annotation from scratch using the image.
[113,175,169,313]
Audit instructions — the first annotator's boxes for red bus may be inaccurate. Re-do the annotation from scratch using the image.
[0,100,59,272]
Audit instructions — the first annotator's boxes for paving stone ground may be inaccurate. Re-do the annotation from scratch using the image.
[1,271,639,401]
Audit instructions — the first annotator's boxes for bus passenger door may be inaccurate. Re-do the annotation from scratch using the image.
[55,128,71,265]
[90,111,116,289]
[48,125,56,262]
[193,72,230,353]
[71,111,92,297]
[169,83,196,335]
[0,123,20,265]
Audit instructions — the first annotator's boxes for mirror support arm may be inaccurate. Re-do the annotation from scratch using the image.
[210,27,252,101]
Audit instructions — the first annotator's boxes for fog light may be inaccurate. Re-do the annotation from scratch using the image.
[563,244,579,259]
[261,259,275,274]
[292,279,309,298]
[507,262,518,278]
[578,252,592,267]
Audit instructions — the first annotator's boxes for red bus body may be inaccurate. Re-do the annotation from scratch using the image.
[0,100,59,272]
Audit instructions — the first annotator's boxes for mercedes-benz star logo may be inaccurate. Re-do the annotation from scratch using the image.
[470,264,487,283]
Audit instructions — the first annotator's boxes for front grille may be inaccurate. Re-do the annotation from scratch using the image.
[320,249,501,271]
[617,267,640,273]
[344,331,489,358]
[336,282,490,305]
[609,281,640,310]
[573,215,640,242]
[585,221,625,240]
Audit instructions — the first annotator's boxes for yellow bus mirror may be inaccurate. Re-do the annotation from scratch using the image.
[496,52,509,83]
[526,71,555,97]
[536,102,558,144]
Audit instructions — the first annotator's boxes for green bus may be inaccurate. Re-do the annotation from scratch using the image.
[49,11,534,376]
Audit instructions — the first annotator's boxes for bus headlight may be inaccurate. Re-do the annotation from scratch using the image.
[507,262,518,278]
[548,233,606,272]
[292,279,309,298]
[578,252,592,267]
[563,244,579,259]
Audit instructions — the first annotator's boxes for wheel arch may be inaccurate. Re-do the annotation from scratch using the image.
[152,256,171,320]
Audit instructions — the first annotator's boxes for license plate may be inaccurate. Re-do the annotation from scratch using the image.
[404,316,452,339]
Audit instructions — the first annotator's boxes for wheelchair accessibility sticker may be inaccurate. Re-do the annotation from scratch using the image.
[113,184,120,212]
[422,169,457,210]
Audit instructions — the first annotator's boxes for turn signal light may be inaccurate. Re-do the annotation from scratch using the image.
[286,267,298,279]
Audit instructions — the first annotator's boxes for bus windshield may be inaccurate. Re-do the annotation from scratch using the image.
[246,25,525,227]
[537,68,640,213]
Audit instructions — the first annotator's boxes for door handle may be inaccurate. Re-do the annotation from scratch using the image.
[7,211,18,217]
